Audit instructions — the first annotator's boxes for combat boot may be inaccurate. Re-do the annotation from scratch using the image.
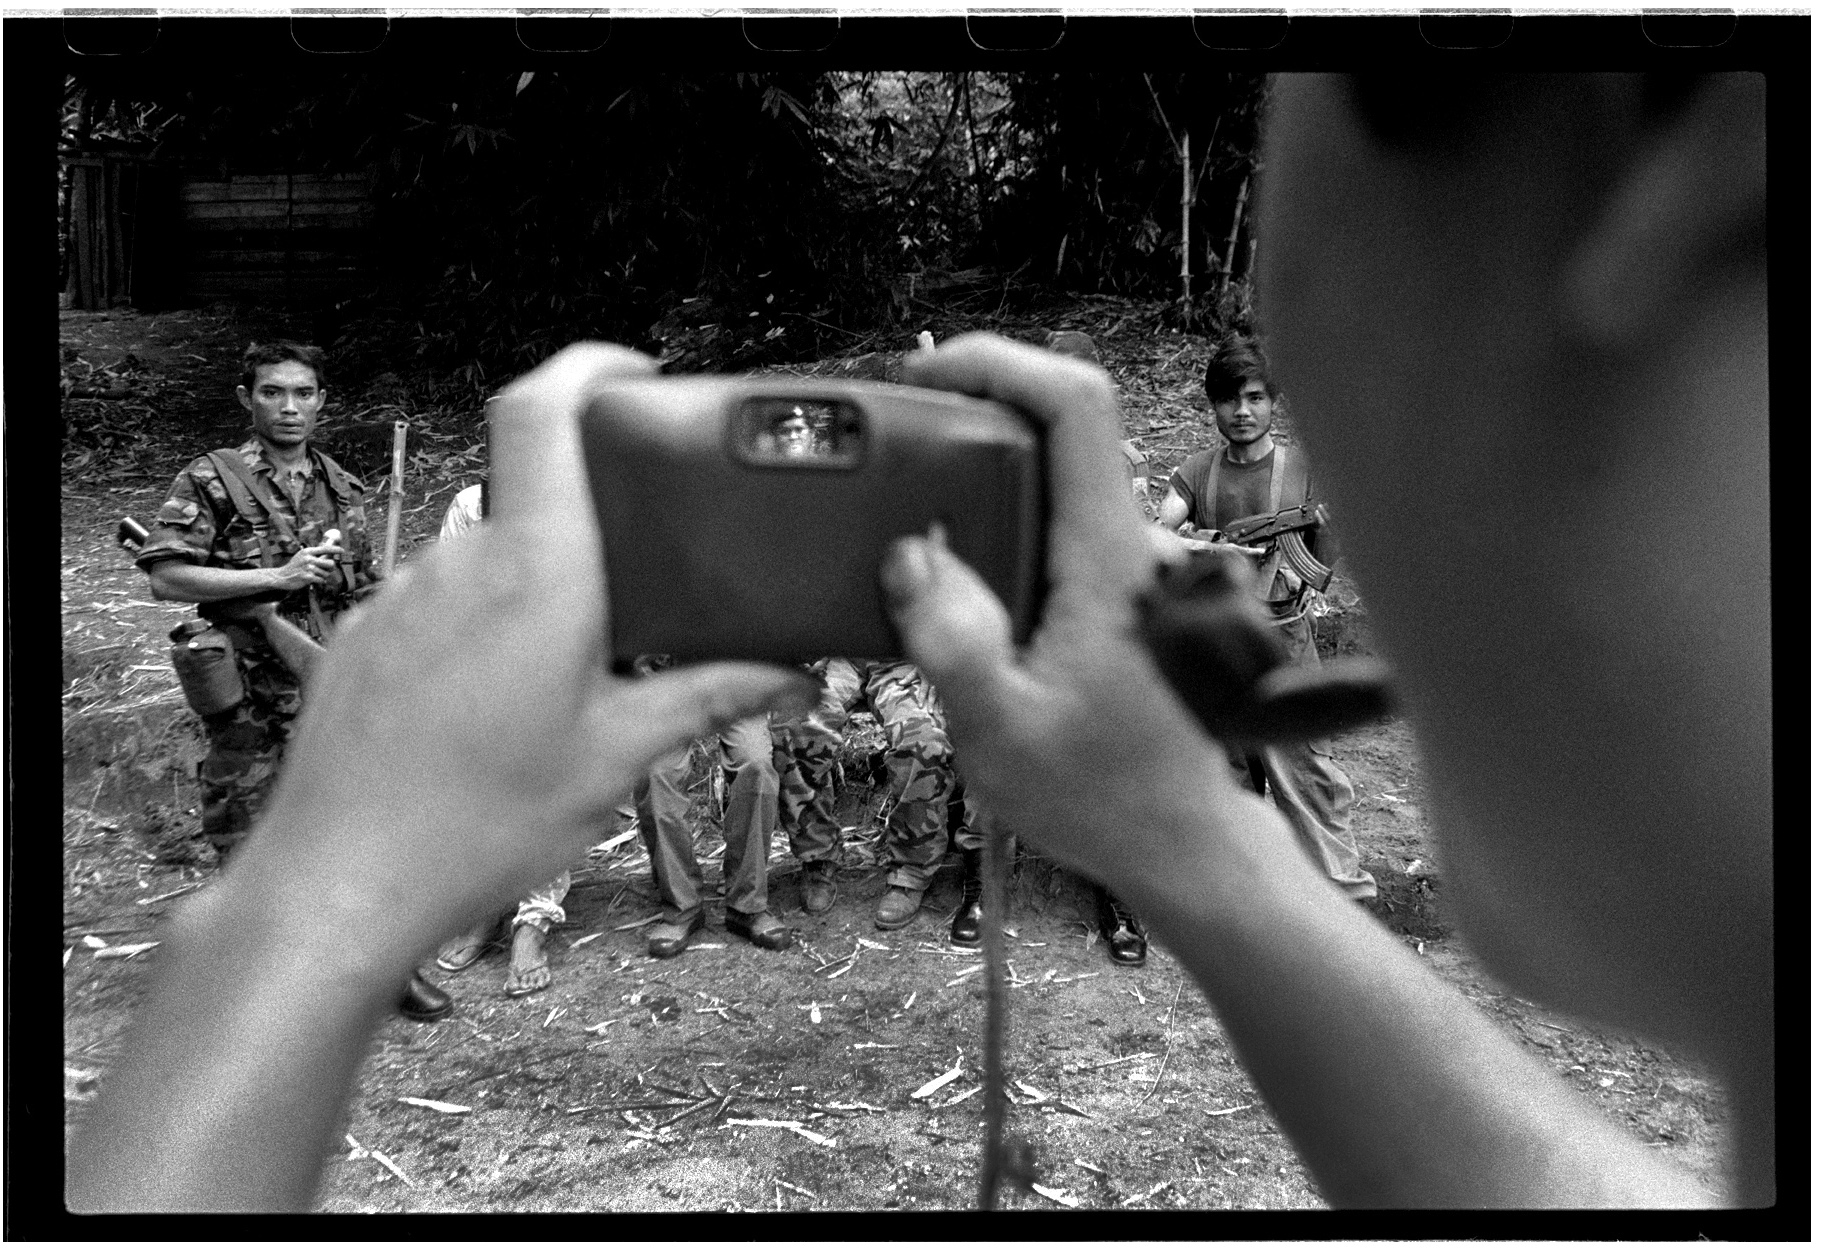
[874,883,927,930]
[1095,885,1147,966]
[949,849,984,947]
[800,860,838,914]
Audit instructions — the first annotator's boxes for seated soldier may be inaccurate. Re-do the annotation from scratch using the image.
[765,408,960,932]
[635,687,791,957]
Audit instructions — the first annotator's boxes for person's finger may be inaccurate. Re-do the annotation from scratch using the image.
[902,333,1153,603]
[482,343,657,655]
[586,663,820,775]
[488,342,656,534]
[880,530,1031,746]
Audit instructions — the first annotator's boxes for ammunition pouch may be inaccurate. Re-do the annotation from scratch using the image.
[170,619,245,717]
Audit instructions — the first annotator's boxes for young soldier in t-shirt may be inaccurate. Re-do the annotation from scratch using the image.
[1157,337,1377,902]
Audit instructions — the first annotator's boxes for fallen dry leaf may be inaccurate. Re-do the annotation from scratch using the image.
[1031,1182,1083,1208]
[95,941,159,960]
[911,1064,964,1099]
[567,932,605,950]
[397,1096,472,1115]
[726,1118,836,1147]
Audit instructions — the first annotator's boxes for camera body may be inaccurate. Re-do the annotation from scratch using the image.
[578,377,1046,667]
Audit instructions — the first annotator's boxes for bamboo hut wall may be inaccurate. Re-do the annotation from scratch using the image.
[175,171,377,305]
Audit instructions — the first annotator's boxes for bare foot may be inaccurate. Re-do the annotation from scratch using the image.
[503,924,551,997]
[436,921,497,972]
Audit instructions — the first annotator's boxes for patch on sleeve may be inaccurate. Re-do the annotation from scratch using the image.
[155,499,202,525]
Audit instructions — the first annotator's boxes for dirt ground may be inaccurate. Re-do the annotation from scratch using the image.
[59,301,1734,1214]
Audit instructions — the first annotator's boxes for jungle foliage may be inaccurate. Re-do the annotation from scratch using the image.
[63,67,1268,377]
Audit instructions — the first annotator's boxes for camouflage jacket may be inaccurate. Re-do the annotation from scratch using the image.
[136,437,377,632]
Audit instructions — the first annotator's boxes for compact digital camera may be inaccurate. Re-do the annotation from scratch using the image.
[578,377,1046,667]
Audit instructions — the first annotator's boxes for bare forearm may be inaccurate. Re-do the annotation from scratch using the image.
[148,561,283,605]
[1113,796,1709,1208]
[65,846,412,1212]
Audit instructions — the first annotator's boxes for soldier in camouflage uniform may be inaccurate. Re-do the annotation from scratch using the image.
[775,657,956,930]
[137,340,451,1021]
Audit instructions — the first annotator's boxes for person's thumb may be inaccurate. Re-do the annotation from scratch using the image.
[591,662,819,773]
[880,529,1024,739]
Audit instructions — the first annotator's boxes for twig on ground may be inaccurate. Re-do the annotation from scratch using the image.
[654,1095,719,1129]
[1133,976,1184,1108]
[1076,1051,1159,1072]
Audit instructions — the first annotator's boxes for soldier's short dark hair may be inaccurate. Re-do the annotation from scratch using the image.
[242,341,328,393]
[1203,335,1275,404]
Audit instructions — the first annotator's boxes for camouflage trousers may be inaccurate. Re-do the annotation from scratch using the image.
[196,631,301,854]
[775,658,955,891]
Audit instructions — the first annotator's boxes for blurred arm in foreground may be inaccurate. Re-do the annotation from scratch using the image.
[885,73,1768,1207]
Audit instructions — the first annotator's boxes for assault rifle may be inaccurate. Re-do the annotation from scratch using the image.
[1192,500,1334,593]
[118,517,329,682]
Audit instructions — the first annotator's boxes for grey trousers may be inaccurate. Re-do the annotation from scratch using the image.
[1231,611,1377,900]
[636,715,779,918]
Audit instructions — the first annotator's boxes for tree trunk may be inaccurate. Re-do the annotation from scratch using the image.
[1222,173,1250,286]
[963,73,986,231]
[1180,131,1192,329]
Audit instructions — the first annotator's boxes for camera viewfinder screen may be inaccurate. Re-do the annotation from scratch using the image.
[737,398,865,467]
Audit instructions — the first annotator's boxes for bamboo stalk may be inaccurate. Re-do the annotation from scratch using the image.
[1222,174,1250,287]
[1180,131,1193,329]
[381,420,408,578]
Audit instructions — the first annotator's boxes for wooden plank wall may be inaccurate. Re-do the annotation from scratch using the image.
[176,171,377,306]
[65,156,148,310]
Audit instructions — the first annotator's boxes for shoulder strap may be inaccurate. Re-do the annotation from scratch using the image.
[1202,449,1223,532]
[1257,444,1287,602]
[205,449,300,548]
[309,446,364,508]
